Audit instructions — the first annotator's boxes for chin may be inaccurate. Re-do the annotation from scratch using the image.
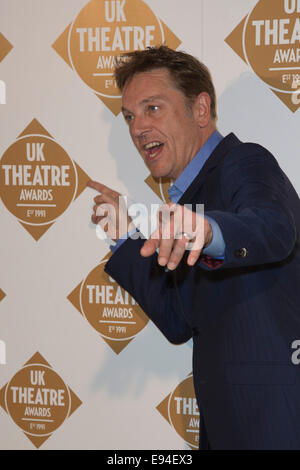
[148,166,172,180]
[150,171,169,180]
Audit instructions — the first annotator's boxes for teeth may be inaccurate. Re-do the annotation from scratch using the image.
[144,142,161,150]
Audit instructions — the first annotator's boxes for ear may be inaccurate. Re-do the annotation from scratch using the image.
[193,92,212,128]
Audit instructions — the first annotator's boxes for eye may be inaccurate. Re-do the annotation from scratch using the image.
[148,105,159,113]
[123,113,134,124]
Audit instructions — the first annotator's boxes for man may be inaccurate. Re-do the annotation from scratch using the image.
[87,46,300,449]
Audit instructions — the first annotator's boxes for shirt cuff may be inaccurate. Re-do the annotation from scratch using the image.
[202,215,225,259]
[110,228,140,253]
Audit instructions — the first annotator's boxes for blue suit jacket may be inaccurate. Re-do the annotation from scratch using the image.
[105,133,300,449]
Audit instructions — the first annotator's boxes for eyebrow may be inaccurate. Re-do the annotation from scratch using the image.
[122,95,167,114]
[140,95,166,104]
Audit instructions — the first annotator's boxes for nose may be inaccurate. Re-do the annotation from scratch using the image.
[130,114,152,140]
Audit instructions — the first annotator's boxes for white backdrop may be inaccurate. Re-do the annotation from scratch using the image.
[0,0,299,450]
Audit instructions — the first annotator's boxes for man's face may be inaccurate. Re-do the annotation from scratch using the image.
[121,68,204,180]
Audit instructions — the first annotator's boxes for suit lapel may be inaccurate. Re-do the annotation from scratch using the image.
[178,133,241,204]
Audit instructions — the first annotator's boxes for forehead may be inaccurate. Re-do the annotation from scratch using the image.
[122,68,181,108]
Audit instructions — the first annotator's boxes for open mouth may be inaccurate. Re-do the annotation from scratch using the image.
[143,141,164,159]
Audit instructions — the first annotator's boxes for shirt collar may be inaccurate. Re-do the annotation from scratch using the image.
[168,130,223,202]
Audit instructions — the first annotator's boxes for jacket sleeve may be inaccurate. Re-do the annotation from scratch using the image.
[203,144,298,270]
[104,236,193,344]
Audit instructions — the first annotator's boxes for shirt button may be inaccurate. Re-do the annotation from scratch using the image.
[235,248,248,258]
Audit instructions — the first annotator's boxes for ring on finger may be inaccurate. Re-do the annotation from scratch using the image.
[176,231,195,241]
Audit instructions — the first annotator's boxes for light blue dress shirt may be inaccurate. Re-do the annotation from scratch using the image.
[167,130,225,259]
[111,130,226,259]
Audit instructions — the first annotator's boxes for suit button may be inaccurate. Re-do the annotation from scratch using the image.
[235,248,248,258]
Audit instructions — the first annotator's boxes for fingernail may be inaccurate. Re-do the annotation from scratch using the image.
[158,257,167,266]
[167,262,176,270]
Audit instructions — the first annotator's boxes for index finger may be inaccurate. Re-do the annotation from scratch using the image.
[87,180,110,194]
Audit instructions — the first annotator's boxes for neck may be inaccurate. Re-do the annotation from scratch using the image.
[201,122,217,146]
[172,124,217,180]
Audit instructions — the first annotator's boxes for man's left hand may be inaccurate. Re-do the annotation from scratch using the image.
[140,203,212,270]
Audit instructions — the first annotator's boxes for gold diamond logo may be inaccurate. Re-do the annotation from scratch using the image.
[157,373,199,450]
[0,119,91,240]
[52,0,181,115]
[0,352,82,449]
[225,0,300,112]
[68,252,149,354]
[0,32,13,63]
[0,288,6,303]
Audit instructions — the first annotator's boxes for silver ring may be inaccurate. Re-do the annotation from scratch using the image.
[177,232,194,240]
